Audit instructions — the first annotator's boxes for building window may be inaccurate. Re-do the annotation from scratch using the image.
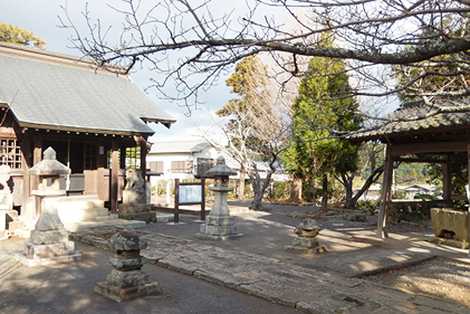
[148,161,164,173]
[171,160,192,173]
[0,138,21,169]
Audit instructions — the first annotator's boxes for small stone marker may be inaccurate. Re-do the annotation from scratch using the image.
[286,218,326,254]
[198,156,242,240]
[95,231,161,302]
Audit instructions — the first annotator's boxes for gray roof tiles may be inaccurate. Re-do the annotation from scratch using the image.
[0,45,175,134]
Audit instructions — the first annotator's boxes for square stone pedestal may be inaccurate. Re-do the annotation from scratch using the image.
[197,215,243,240]
[19,229,81,266]
[95,269,161,302]
[285,236,325,254]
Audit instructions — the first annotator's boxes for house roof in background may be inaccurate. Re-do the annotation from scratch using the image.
[150,139,213,154]
[0,42,175,135]
[348,99,470,142]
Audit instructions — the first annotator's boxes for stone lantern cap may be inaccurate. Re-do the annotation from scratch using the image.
[109,231,147,252]
[205,156,236,178]
[29,147,70,176]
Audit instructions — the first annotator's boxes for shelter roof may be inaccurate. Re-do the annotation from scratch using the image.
[348,99,470,142]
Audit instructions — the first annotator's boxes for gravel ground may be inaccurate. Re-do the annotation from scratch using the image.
[367,257,470,308]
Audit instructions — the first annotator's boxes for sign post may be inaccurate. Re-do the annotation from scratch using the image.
[173,179,206,222]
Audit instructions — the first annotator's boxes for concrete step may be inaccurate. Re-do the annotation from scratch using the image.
[58,207,110,224]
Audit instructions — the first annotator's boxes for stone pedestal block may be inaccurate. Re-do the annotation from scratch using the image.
[95,270,160,302]
[95,231,161,302]
[199,215,242,240]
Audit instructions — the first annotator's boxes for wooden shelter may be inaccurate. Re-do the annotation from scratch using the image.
[0,43,175,212]
[349,101,470,238]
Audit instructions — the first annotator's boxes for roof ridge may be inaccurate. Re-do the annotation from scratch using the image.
[0,42,126,74]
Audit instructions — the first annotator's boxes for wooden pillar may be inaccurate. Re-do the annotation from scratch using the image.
[31,137,42,191]
[200,178,206,221]
[467,145,470,202]
[377,145,393,239]
[140,141,147,179]
[20,136,32,201]
[110,141,119,212]
[174,178,180,223]
[442,160,451,203]
[120,146,126,170]
[140,141,147,200]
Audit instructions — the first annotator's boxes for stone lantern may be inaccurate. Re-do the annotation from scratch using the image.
[19,147,81,266]
[95,231,161,302]
[198,156,242,240]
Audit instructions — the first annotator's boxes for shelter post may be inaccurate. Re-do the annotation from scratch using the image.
[442,159,451,203]
[378,144,393,238]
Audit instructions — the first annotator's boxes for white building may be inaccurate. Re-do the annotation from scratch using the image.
[147,137,289,204]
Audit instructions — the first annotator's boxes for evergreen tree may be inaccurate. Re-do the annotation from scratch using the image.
[0,23,45,48]
[284,35,362,208]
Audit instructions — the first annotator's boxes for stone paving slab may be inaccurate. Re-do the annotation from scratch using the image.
[72,227,468,313]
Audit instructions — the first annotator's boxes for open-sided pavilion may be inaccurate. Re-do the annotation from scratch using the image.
[349,101,470,238]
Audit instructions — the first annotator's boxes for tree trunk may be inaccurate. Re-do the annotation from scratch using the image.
[238,168,246,200]
[249,168,274,211]
[343,178,354,209]
[321,175,328,210]
[290,176,303,203]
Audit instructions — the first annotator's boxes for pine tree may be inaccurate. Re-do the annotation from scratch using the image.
[0,23,45,48]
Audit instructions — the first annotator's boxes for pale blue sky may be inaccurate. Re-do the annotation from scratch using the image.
[0,0,234,140]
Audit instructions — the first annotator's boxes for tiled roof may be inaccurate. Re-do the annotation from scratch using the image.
[348,99,470,141]
[0,43,175,135]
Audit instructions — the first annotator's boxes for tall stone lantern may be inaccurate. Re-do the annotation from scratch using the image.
[19,147,81,266]
[198,156,242,240]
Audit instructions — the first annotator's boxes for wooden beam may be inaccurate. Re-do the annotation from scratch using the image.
[392,141,468,156]
[396,157,447,164]
[378,145,393,239]
[110,141,119,212]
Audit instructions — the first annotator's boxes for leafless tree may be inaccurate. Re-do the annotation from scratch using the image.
[59,0,470,112]
[204,78,291,210]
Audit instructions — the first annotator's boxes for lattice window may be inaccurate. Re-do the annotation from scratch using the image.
[126,146,141,169]
[0,138,21,169]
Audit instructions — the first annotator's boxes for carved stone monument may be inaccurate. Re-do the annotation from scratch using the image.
[198,156,242,240]
[19,147,81,266]
[0,165,13,239]
[95,231,161,302]
[120,169,150,214]
[286,218,325,254]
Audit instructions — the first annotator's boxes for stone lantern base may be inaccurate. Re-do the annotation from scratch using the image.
[20,228,81,266]
[95,231,161,302]
[285,236,325,254]
[95,269,161,302]
[197,215,243,240]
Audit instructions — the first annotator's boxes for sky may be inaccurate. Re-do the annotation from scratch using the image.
[0,0,397,143]
[0,0,234,142]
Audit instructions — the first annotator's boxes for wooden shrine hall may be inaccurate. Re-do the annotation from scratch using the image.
[349,100,470,238]
[0,43,175,212]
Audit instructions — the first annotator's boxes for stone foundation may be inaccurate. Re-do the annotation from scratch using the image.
[198,215,242,240]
